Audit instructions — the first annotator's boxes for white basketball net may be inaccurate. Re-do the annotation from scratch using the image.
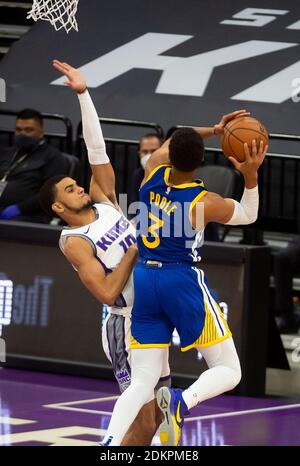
[27,0,79,33]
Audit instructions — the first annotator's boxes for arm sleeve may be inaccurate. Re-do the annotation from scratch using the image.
[225,186,259,225]
[77,90,109,165]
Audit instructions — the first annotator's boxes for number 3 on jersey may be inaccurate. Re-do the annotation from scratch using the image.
[142,212,164,249]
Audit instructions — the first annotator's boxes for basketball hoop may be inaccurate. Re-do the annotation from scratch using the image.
[27,0,79,33]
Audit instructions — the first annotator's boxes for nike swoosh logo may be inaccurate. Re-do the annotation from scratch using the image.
[176,401,182,424]
[160,394,168,410]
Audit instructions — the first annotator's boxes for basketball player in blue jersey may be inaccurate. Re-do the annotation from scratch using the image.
[41,61,250,446]
[102,127,268,445]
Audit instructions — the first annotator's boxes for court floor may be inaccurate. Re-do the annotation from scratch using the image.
[0,368,299,446]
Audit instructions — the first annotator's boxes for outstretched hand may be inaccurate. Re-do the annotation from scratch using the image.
[52,59,87,94]
[228,139,268,177]
[214,109,250,135]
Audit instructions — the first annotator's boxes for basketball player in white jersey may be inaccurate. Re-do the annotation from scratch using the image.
[40,60,249,445]
[39,60,173,446]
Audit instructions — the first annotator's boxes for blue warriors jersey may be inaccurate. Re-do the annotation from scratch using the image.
[137,164,207,263]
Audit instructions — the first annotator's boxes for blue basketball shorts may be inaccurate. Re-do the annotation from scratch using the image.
[131,262,232,351]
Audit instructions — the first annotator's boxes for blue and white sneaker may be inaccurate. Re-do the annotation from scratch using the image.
[156,387,189,446]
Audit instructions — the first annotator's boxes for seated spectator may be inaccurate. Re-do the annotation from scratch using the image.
[0,109,70,223]
[128,133,162,208]
[273,236,300,334]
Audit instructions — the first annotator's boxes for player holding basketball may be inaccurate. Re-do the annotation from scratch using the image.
[101,126,268,445]
[40,60,247,445]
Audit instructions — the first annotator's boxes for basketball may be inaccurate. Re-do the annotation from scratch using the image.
[221,116,269,162]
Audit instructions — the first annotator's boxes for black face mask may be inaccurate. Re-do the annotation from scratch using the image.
[14,134,40,151]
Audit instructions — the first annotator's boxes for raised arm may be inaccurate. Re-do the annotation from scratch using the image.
[52,60,117,206]
[141,110,250,186]
[63,236,137,306]
[191,140,268,228]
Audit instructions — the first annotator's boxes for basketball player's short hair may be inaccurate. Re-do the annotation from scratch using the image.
[39,174,67,217]
[17,108,43,127]
[169,127,204,172]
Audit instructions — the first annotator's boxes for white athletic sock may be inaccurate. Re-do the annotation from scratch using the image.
[182,338,241,410]
[101,348,165,446]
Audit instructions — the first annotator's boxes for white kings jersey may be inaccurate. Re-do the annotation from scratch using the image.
[59,202,136,316]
